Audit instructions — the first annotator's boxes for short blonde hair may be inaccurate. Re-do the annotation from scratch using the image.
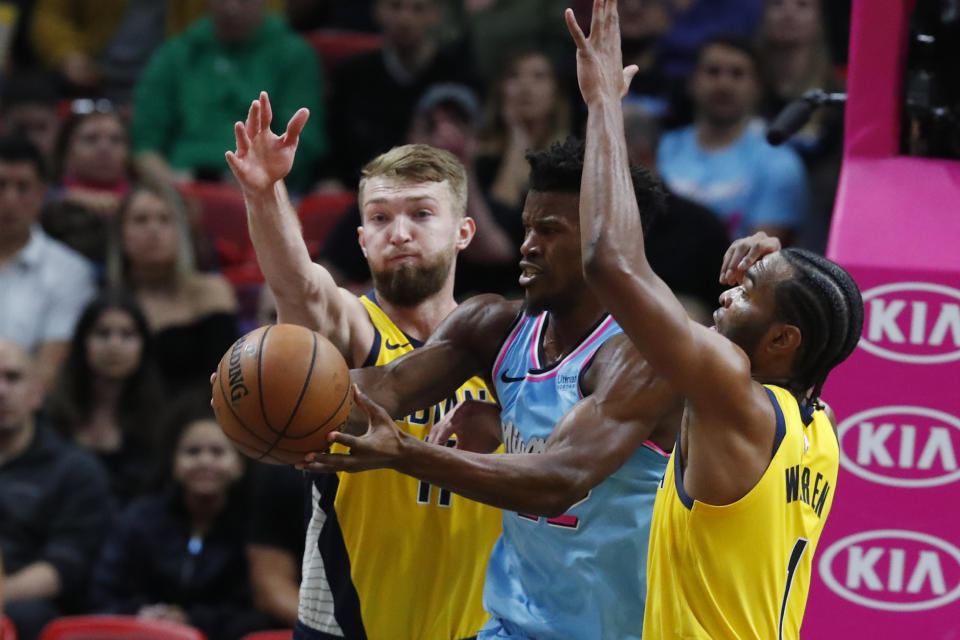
[359,144,467,216]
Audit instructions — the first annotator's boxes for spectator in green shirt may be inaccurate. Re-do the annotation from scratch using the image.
[132,0,326,193]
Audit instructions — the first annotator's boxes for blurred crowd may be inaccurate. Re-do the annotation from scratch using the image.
[0,0,851,638]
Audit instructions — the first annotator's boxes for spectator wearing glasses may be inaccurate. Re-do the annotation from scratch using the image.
[41,104,133,266]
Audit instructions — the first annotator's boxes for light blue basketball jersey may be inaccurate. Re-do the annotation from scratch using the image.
[482,311,670,640]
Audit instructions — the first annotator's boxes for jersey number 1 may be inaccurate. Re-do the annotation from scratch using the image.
[779,537,809,640]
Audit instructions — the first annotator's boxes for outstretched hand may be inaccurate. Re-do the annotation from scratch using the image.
[296,385,410,474]
[225,91,310,193]
[719,232,783,285]
[565,0,638,105]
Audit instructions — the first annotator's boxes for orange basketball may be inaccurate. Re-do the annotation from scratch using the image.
[212,324,353,465]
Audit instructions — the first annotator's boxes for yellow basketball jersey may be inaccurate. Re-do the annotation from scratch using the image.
[298,294,501,640]
[643,385,839,640]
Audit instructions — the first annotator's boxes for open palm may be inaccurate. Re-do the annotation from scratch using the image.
[565,1,637,104]
[225,91,310,192]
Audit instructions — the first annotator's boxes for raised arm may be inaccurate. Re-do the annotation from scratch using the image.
[303,336,679,516]
[226,92,373,366]
[566,2,755,412]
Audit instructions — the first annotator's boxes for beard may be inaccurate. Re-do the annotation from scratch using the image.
[371,251,454,307]
[720,319,768,360]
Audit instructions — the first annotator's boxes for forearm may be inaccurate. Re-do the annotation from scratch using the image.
[243,182,317,302]
[4,562,61,601]
[395,436,583,517]
[581,97,700,384]
[351,356,463,422]
[30,2,81,68]
[581,97,652,278]
[247,547,300,627]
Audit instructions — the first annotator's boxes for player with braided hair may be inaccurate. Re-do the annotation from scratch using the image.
[566,1,863,637]
[774,248,865,415]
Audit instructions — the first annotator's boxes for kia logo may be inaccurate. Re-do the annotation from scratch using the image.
[819,529,960,611]
[837,406,960,488]
[858,282,960,364]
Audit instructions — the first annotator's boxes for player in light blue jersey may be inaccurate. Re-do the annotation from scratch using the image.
[299,137,682,639]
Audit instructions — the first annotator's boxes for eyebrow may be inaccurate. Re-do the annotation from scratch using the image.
[744,269,757,286]
[363,195,439,206]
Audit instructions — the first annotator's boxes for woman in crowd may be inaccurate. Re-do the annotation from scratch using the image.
[91,396,272,640]
[476,49,572,211]
[44,291,165,506]
[757,0,844,252]
[108,183,238,392]
[41,107,132,266]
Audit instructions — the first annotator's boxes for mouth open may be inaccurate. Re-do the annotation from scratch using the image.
[518,262,542,287]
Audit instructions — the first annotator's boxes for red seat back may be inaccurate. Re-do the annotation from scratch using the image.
[239,631,293,640]
[2,615,17,640]
[177,181,251,268]
[38,615,207,640]
[305,29,383,77]
[297,190,356,257]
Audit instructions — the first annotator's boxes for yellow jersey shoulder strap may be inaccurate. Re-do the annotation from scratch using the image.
[359,292,423,367]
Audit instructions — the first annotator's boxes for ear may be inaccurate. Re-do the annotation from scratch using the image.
[768,322,802,356]
[455,216,476,252]
[357,226,368,258]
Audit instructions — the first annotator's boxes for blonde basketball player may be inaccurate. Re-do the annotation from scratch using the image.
[225,93,500,640]
[566,1,864,638]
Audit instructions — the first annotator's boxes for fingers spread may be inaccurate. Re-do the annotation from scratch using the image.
[622,65,639,92]
[282,108,310,146]
[259,91,273,132]
[234,121,250,156]
[327,430,358,449]
[225,150,242,176]
[564,8,587,48]
[245,100,259,136]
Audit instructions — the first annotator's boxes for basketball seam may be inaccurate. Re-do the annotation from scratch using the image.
[313,383,351,433]
[257,325,274,435]
[216,358,285,462]
[281,331,320,433]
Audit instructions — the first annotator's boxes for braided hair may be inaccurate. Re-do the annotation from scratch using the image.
[774,249,864,412]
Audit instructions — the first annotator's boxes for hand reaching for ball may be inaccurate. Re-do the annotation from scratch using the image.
[298,385,413,473]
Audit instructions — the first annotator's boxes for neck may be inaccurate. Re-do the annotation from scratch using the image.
[0,416,36,465]
[766,43,817,97]
[521,118,555,148]
[0,228,31,264]
[93,377,126,405]
[696,116,750,150]
[542,295,607,364]
[129,263,177,291]
[183,490,227,532]
[388,40,435,75]
[374,284,458,343]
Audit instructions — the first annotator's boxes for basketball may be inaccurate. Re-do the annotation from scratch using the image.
[212,324,353,465]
